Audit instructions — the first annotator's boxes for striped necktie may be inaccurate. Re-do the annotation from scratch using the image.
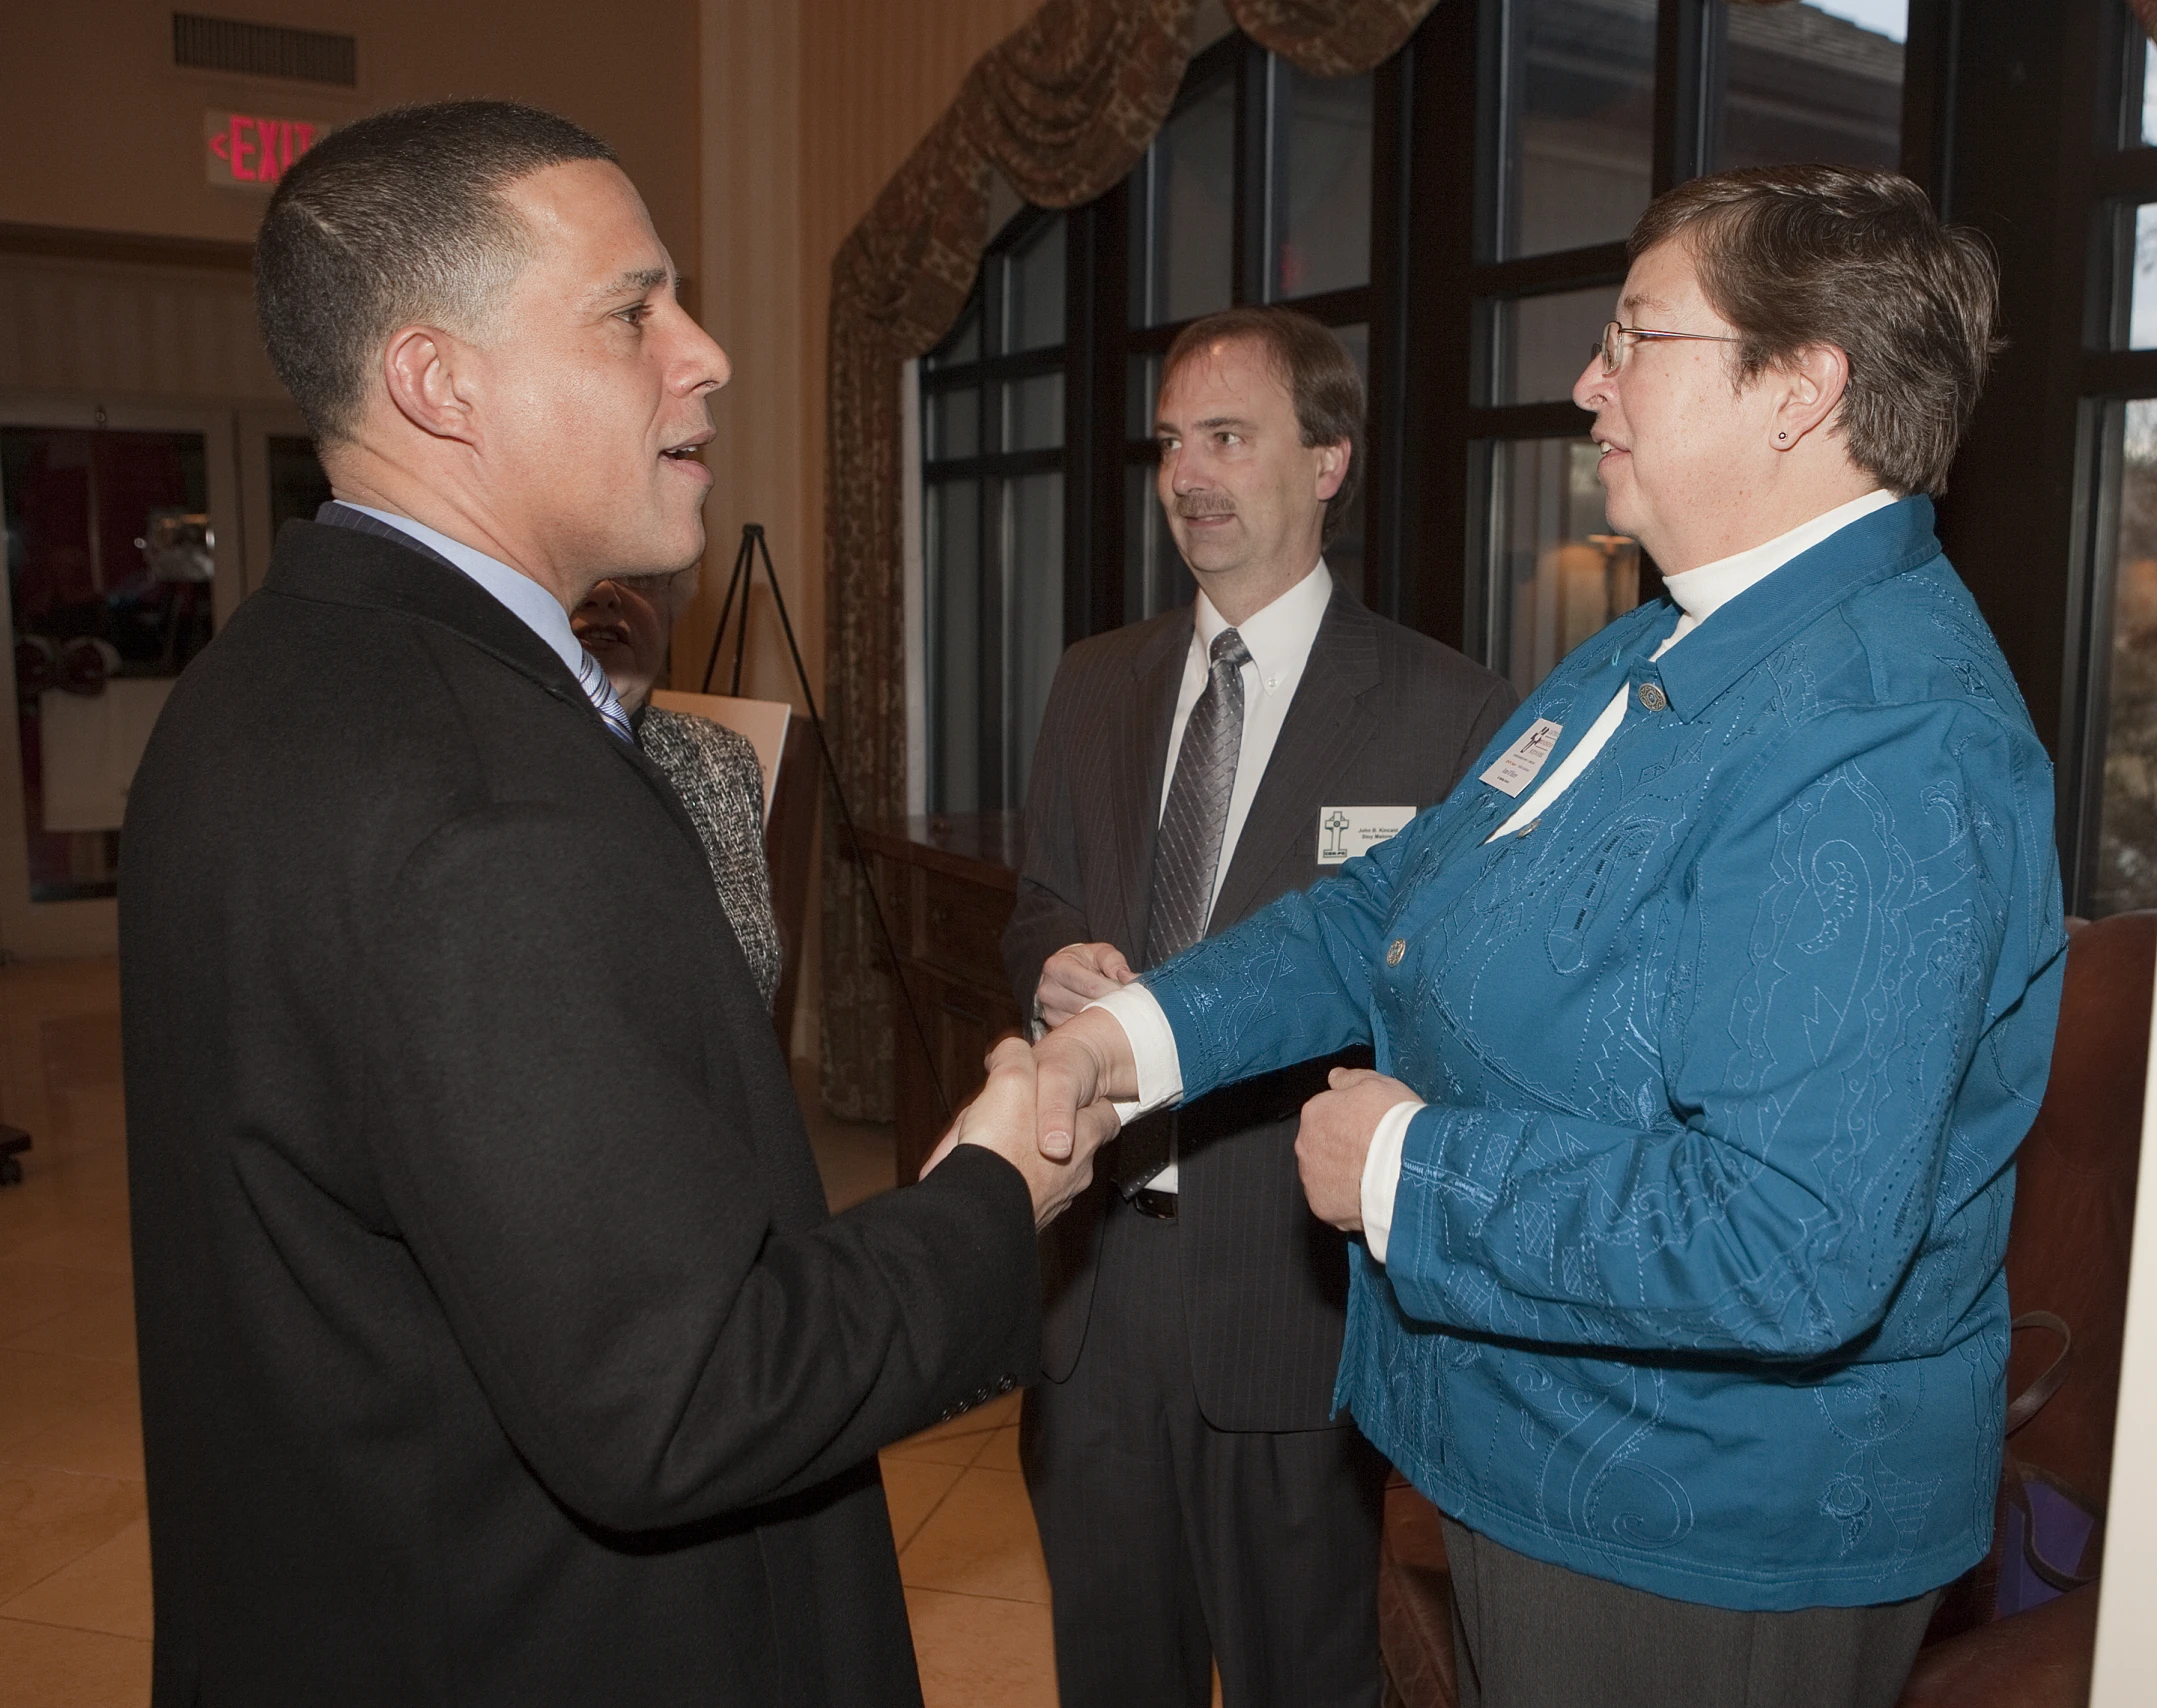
[1146,627,1251,963]
[1116,626,1250,1197]
[574,648,636,746]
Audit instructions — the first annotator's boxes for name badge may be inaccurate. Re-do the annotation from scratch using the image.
[1479,718,1564,798]
[1318,805,1416,866]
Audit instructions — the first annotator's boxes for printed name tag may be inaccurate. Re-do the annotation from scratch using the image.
[1318,805,1416,866]
[1478,718,1564,798]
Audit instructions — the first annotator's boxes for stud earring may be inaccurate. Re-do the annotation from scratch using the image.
[1777,431,1788,441]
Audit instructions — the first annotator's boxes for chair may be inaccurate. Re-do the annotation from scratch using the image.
[1897,910,2155,1706]
[1376,912,2156,1708]
[646,690,822,1048]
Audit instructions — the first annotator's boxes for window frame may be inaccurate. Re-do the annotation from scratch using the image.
[1391,0,1952,665]
[2055,0,2157,912]
[918,206,1071,814]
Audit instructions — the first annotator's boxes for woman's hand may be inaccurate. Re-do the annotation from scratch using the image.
[1034,942,1137,1028]
[1296,1066,1418,1231]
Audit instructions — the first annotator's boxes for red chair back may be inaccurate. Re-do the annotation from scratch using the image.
[2003,911,2154,1508]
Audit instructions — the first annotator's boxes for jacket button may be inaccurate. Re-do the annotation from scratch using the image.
[1386,940,1406,966]
[1638,682,1668,712]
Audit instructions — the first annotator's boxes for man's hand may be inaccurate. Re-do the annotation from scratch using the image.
[1296,1066,1416,1231]
[1032,1006,1139,1163]
[917,1037,1115,1228]
[1035,942,1136,1029]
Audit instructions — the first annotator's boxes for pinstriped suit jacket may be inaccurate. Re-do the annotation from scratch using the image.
[1004,578,1515,1431]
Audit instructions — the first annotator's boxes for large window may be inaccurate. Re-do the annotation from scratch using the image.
[917,2,1962,817]
[919,212,1068,815]
[2065,3,2157,916]
[1461,0,1914,700]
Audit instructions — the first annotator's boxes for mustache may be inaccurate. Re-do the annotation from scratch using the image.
[1174,498,1236,520]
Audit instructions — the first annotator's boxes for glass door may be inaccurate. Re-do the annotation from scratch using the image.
[0,399,238,958]
[236,406,332,598]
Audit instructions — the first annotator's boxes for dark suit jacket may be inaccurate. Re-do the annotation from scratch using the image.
[119,519,1039,1708]
[1003,580,1515,1431]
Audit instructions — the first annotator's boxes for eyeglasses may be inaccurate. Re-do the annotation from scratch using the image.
[1591,321,1742,375]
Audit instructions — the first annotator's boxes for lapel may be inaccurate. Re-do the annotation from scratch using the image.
[1111,615,1191,964]
[1210,586,1383,932]
[264,519,709,860]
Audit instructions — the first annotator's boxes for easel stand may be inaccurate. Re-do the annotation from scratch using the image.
[698,524,950,1123]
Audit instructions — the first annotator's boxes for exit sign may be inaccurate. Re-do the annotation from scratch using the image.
[204,110,324,190]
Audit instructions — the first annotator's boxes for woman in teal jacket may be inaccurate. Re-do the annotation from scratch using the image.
[1033,166,2066,1708]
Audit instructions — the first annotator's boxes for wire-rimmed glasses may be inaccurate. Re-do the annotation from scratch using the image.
[1591,321,1742,375]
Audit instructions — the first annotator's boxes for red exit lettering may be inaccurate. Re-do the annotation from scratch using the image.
[204,110,325,190]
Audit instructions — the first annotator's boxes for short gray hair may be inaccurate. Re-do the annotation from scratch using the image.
[1628,164,2001,497]
[255,100,615,443]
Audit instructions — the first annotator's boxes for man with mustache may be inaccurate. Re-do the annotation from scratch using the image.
[120,99,1105,1708]
[1006,307,1514,1707]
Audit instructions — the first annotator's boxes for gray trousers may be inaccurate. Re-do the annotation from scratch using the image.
[1022,1197,1385,1708]
[1441,1515,1941,1708]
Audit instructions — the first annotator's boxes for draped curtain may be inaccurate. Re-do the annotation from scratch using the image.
[817,0,1819,1117]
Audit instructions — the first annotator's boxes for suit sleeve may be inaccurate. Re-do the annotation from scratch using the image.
[1447,674,1521,793]
[1002,651,1094,1010]
[365,801,1039,1534]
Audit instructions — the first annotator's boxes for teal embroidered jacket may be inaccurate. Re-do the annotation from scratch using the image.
[1143,498,2066,1609]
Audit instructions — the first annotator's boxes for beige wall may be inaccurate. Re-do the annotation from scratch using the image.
[691,0,1042,1062]
[0,0,699,268]
[685,0,1043,708]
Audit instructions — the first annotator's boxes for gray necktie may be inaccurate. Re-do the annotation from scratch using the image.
[1147,627,1250,965]
[1118,628,1249,1198]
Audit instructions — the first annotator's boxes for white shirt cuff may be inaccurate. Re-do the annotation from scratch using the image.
[1360,1098,1424,1265]
[1079,984,1184,1128]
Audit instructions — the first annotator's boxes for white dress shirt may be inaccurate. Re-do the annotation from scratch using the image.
[1164,557,1337,919]
[1091,489,1894,1246]
[1112,556,1333,1192]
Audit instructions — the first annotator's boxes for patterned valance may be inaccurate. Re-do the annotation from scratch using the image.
[820,0,1438,1118]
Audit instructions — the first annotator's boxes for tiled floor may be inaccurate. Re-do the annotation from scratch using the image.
[0,957,1057,1707]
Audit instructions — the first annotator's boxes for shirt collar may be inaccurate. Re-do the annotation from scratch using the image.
[336,501,588,682]
[1659,488,1897,628]
[1647,494,1940,722]
[1193,558,1334,690]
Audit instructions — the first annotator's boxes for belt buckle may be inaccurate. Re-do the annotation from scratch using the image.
[1127,1186,1178,1221]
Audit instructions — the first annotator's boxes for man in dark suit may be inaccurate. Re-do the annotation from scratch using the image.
[1005,308,1516,1708]
[120,100,1103,1708]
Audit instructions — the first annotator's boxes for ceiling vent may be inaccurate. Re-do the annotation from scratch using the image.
[173,13,357,87]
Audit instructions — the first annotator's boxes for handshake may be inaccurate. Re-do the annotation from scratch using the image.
[922,942,1408,1236]
[919,1004,1139,1231]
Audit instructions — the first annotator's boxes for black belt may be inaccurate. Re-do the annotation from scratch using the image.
[1125,1186,1178,1221]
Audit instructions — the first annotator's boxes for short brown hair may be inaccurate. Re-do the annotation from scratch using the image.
[1161,307,1365,545]
[256,101,615,443]
[1628,165,2000,497]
